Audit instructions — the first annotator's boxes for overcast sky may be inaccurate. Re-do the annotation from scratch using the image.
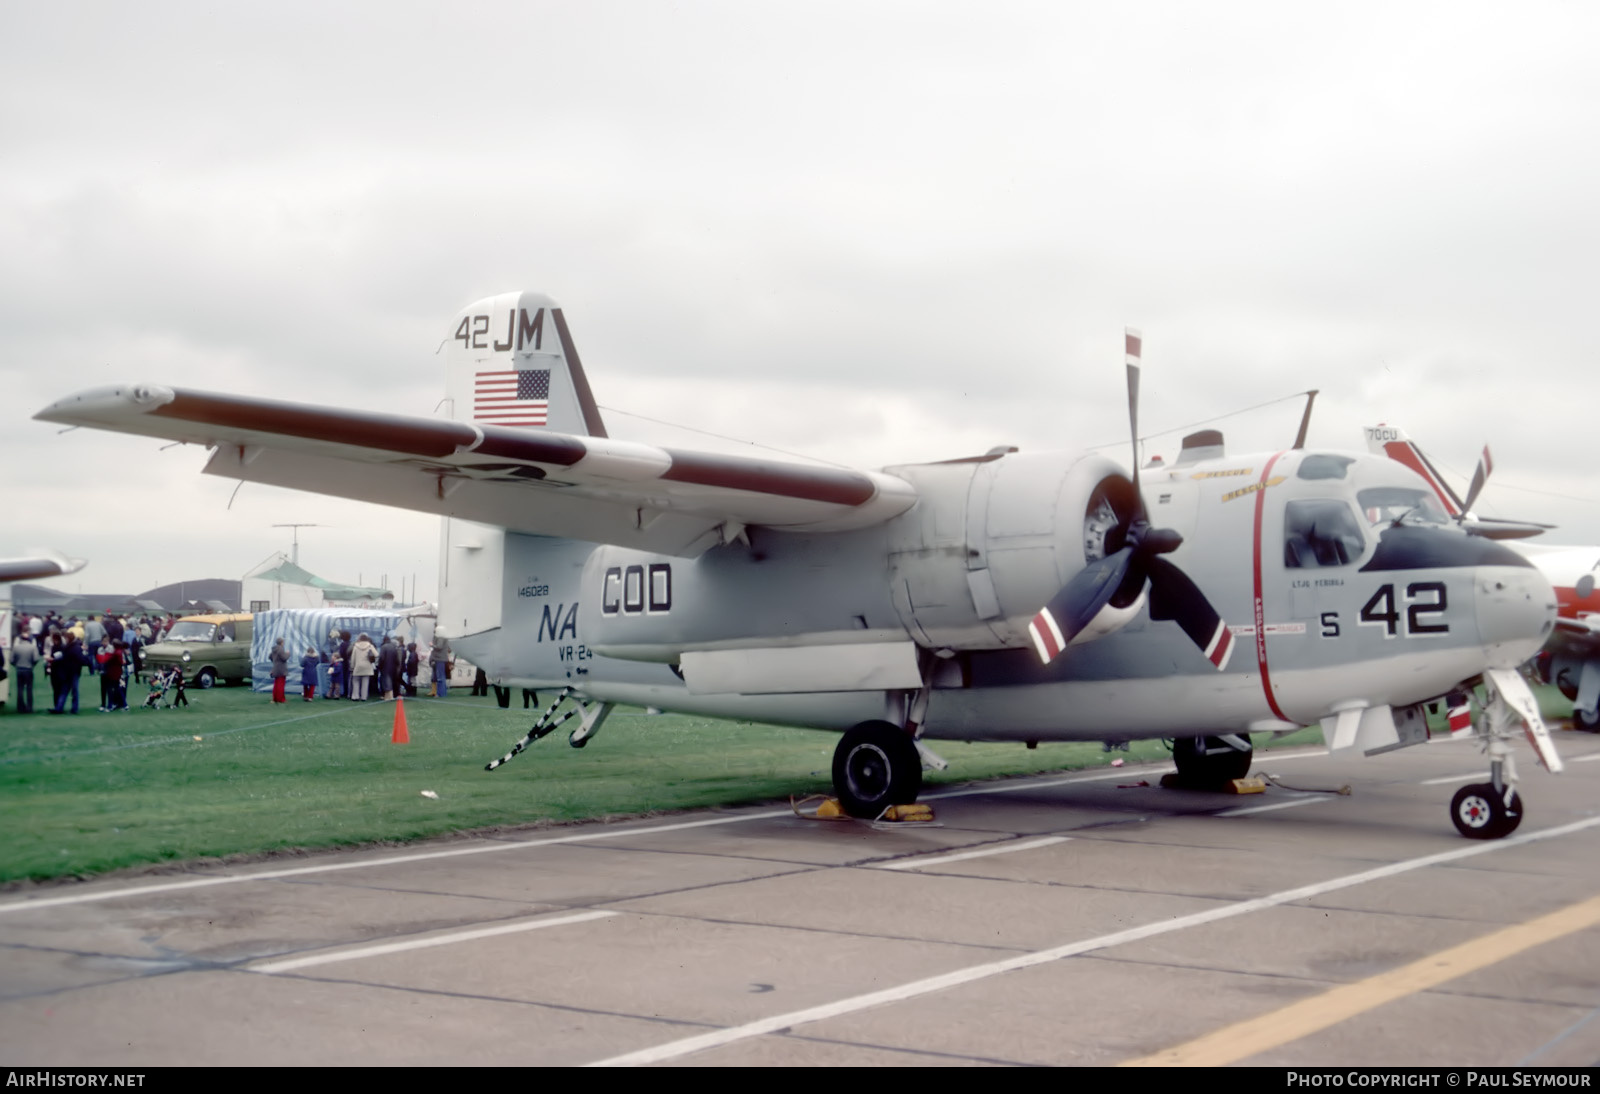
[3,1,1598,600]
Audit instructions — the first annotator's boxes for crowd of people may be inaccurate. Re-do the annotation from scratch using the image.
[264,630,455,704]
[6,610,173,714]
[5,611,459,713]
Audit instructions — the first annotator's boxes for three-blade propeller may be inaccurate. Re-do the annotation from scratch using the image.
[1026,330,1234,671]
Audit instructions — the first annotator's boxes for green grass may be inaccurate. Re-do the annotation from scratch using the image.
[0,684,1332,883]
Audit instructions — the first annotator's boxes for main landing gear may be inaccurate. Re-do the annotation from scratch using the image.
[1170,733,1254,788]
[832,721,923,818]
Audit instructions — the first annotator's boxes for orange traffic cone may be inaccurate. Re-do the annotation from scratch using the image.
[391,695,410,744]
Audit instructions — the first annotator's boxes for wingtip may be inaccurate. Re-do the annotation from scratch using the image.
[34,384,175,424]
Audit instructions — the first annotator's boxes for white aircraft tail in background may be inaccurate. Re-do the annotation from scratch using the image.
[1362,424,1550,540]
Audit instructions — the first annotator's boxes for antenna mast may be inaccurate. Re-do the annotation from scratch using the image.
[271,523,323,566]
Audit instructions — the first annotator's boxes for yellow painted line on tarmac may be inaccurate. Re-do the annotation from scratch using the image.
[1122,891,1600,1067]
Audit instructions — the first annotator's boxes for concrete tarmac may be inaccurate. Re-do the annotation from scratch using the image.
[3,732,1599,1067]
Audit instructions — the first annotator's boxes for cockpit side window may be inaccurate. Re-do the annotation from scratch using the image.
[1284,499,1366,568]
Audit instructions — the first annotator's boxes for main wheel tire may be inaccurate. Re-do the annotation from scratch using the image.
[1172,734,1253,785]
[1555,666,1580,702]
[194,668,217,690]
[1450,782,1523,839]
[1574,706,1600,733]
[832,721,922,819]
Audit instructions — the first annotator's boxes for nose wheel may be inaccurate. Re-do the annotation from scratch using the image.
[1446,668,1559,840]
[1450,783,1523,839]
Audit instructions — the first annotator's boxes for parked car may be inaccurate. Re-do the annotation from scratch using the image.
[143,613,254,689]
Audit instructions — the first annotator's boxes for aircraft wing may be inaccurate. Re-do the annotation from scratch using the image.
[0,551,87,584]
[35,385,917,556]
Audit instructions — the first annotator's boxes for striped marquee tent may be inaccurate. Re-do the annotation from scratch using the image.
[248,608,409,692]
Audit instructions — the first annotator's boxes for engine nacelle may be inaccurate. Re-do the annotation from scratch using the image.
[881,449,1135,650]
[579,448,1136,663]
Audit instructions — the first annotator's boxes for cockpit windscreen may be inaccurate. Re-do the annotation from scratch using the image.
[1357,486,1452,528]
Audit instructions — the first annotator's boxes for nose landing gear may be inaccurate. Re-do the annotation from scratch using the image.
[1448,668,1561,839]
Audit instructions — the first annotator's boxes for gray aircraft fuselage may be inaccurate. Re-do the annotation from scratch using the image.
[449,443,1554,743]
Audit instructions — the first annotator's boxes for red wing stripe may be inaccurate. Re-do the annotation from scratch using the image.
[660,451,878,506]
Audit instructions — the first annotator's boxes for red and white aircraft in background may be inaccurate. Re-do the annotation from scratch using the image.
[1366,425,1600,730]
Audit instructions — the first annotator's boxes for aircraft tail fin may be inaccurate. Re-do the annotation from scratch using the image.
[443,291,608,438]
[1362,424,1464,516]
[1364,424,1551,539]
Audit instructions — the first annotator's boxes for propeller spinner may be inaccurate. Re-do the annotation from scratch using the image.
[1026,330,1235,670]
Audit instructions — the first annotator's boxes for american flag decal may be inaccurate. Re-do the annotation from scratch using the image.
[475,368,550,427]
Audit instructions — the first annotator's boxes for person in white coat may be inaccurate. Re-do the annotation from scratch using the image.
[349,633,378,701]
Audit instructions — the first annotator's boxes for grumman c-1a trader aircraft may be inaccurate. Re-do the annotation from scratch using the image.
[37,292,1562,838]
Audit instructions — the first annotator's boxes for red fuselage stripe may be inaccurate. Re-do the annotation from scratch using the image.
[1252,452,1291,722]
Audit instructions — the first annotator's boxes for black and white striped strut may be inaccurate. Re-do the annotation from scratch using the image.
[485,687,577,771]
